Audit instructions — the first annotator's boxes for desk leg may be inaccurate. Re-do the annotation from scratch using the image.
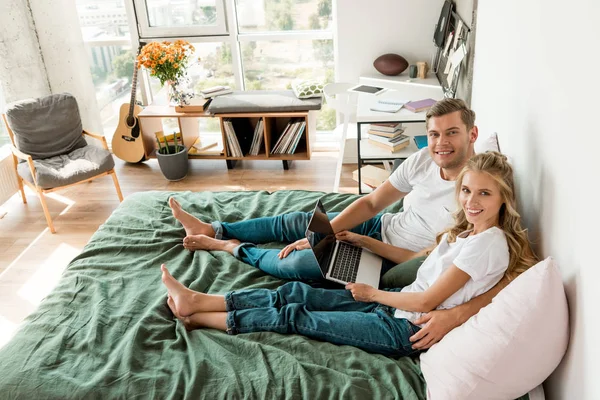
[282,160,293,170]
[357,122,363,194]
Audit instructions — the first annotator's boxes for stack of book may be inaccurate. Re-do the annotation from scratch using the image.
[270,118,306,155]
[248,120,265,156]
[223,119,243,157]
[175,97,210,113]
[367,123,410,152]
[200,86,233,99]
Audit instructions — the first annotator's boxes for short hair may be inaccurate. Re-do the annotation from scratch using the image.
[426,98,476,130]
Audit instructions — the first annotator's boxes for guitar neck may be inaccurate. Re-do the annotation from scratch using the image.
[128,61,139,119]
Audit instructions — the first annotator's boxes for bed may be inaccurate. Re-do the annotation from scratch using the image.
[0,190,531,399]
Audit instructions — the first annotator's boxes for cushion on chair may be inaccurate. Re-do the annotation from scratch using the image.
[420,257,569,400]
[5,92,87,160]
[207,90,322,114]
[17,145,115,189]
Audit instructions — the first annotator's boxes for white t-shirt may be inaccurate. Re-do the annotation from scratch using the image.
[394,226,509,323]
[381,148,456,251]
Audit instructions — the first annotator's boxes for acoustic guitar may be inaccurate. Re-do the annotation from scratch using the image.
[112,46,146,163]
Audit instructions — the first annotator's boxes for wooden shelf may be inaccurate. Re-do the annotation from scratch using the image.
[137,105,317,170]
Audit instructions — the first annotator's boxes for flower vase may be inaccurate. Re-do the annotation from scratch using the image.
[166,81,180,106]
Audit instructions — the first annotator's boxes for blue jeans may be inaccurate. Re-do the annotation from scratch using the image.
[224,282,421,357]
[212,212,390,281]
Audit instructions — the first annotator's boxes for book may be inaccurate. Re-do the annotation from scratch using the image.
[368,138,410,152]
[413,135,428,149]
[200,86,229,95]
[200,87,233,99]
[367,127,406,139]
[192,137,218,152]
[352,165,390,188]
[249,120,265,156]
[368,133,410,146]
[189,137,223,155]
[369,122,403,133]
[404,98,437,113]
[369,99,407,113]
[175,97,210,113]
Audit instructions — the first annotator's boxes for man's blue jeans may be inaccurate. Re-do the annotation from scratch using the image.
[212,212,390,281]
[224,281,421,357]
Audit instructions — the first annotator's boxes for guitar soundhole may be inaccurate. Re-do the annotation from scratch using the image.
[126,116,136,128]
[131,122,140,138]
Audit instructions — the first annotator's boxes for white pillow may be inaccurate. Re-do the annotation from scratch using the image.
[475,131,500,154]
[421,257,569,400]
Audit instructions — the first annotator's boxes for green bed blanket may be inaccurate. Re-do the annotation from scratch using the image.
[0,190,428,399]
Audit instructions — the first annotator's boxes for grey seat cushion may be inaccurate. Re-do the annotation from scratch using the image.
[5,92,87,160]
[207,90,322,114]
[17,145,115,189]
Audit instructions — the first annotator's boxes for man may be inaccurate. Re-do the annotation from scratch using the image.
[170,98,496,348]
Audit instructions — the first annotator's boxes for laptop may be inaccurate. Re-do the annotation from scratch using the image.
[305,200,382,287]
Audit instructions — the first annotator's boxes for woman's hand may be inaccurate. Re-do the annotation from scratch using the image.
[335,231,367,248]
[278,238,310,259]
[346,283,378,302]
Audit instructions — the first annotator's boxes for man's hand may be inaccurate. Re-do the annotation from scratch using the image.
[335,231,367,247]
[346,283,378,302]
[409,309,461,350]
[278,238,310,259]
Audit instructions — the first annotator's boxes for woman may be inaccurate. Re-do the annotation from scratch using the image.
[161,152,537,357]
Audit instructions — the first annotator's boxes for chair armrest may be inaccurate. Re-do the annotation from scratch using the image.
[10,144,40,187]
[10,144,33,162]
[83,130,109,150]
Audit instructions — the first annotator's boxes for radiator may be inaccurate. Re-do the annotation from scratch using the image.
[0,155,18,205]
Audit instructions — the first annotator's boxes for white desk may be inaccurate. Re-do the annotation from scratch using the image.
[352,74,444,193]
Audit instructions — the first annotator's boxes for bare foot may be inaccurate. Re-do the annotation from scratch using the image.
[167,295,197,331]
[161,264,200,317]
[183,234,240,253]
[169,197,215,237]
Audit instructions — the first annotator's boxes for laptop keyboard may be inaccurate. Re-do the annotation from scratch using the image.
[330,242,362,283]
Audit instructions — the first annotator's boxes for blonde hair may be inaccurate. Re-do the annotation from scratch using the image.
[437,151,538,280]
[426,98,476,130]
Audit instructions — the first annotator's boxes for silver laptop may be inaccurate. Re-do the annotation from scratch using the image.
[305,200,382,287]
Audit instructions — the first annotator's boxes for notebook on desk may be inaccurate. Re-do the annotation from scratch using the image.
[369,99,408,113]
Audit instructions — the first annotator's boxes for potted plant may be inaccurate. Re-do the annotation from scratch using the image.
[155,131,189,181]
[137,40,197,106]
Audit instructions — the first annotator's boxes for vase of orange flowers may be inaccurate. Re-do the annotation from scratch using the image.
[137,40,197,105]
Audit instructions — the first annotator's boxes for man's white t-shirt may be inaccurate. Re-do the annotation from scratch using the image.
[393,227,509,323]
[381,148,456,251]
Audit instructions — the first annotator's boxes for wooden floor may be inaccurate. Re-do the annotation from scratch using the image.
[0,152,360,346]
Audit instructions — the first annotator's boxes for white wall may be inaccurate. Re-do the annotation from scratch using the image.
[0,0,51,102]
[471,1,599,399]
[335,0,444,83]
[0,0,102,133]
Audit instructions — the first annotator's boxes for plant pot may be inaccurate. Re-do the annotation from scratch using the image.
[156,145,189,181]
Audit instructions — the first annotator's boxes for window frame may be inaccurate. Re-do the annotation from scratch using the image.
[133,0,229,38]
[82,0,335,125]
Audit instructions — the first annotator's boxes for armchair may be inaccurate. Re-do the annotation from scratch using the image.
[2,92,123,233]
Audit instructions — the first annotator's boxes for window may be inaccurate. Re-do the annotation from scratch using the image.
[134,0,227,37]
[77,0,336,138]
[76,0,137,141]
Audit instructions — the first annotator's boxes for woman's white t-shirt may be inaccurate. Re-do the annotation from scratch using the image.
[393,226,509,323]
[382,149,456,252]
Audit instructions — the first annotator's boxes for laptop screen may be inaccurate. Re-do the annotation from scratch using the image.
[305,200,336,276]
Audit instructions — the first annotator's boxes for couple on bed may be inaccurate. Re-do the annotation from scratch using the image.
[161,98,538,357]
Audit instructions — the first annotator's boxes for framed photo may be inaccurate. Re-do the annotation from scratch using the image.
[347,84,387,96]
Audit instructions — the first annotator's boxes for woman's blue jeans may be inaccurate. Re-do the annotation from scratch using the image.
[224,281,421,357]
[212,212,391,281]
